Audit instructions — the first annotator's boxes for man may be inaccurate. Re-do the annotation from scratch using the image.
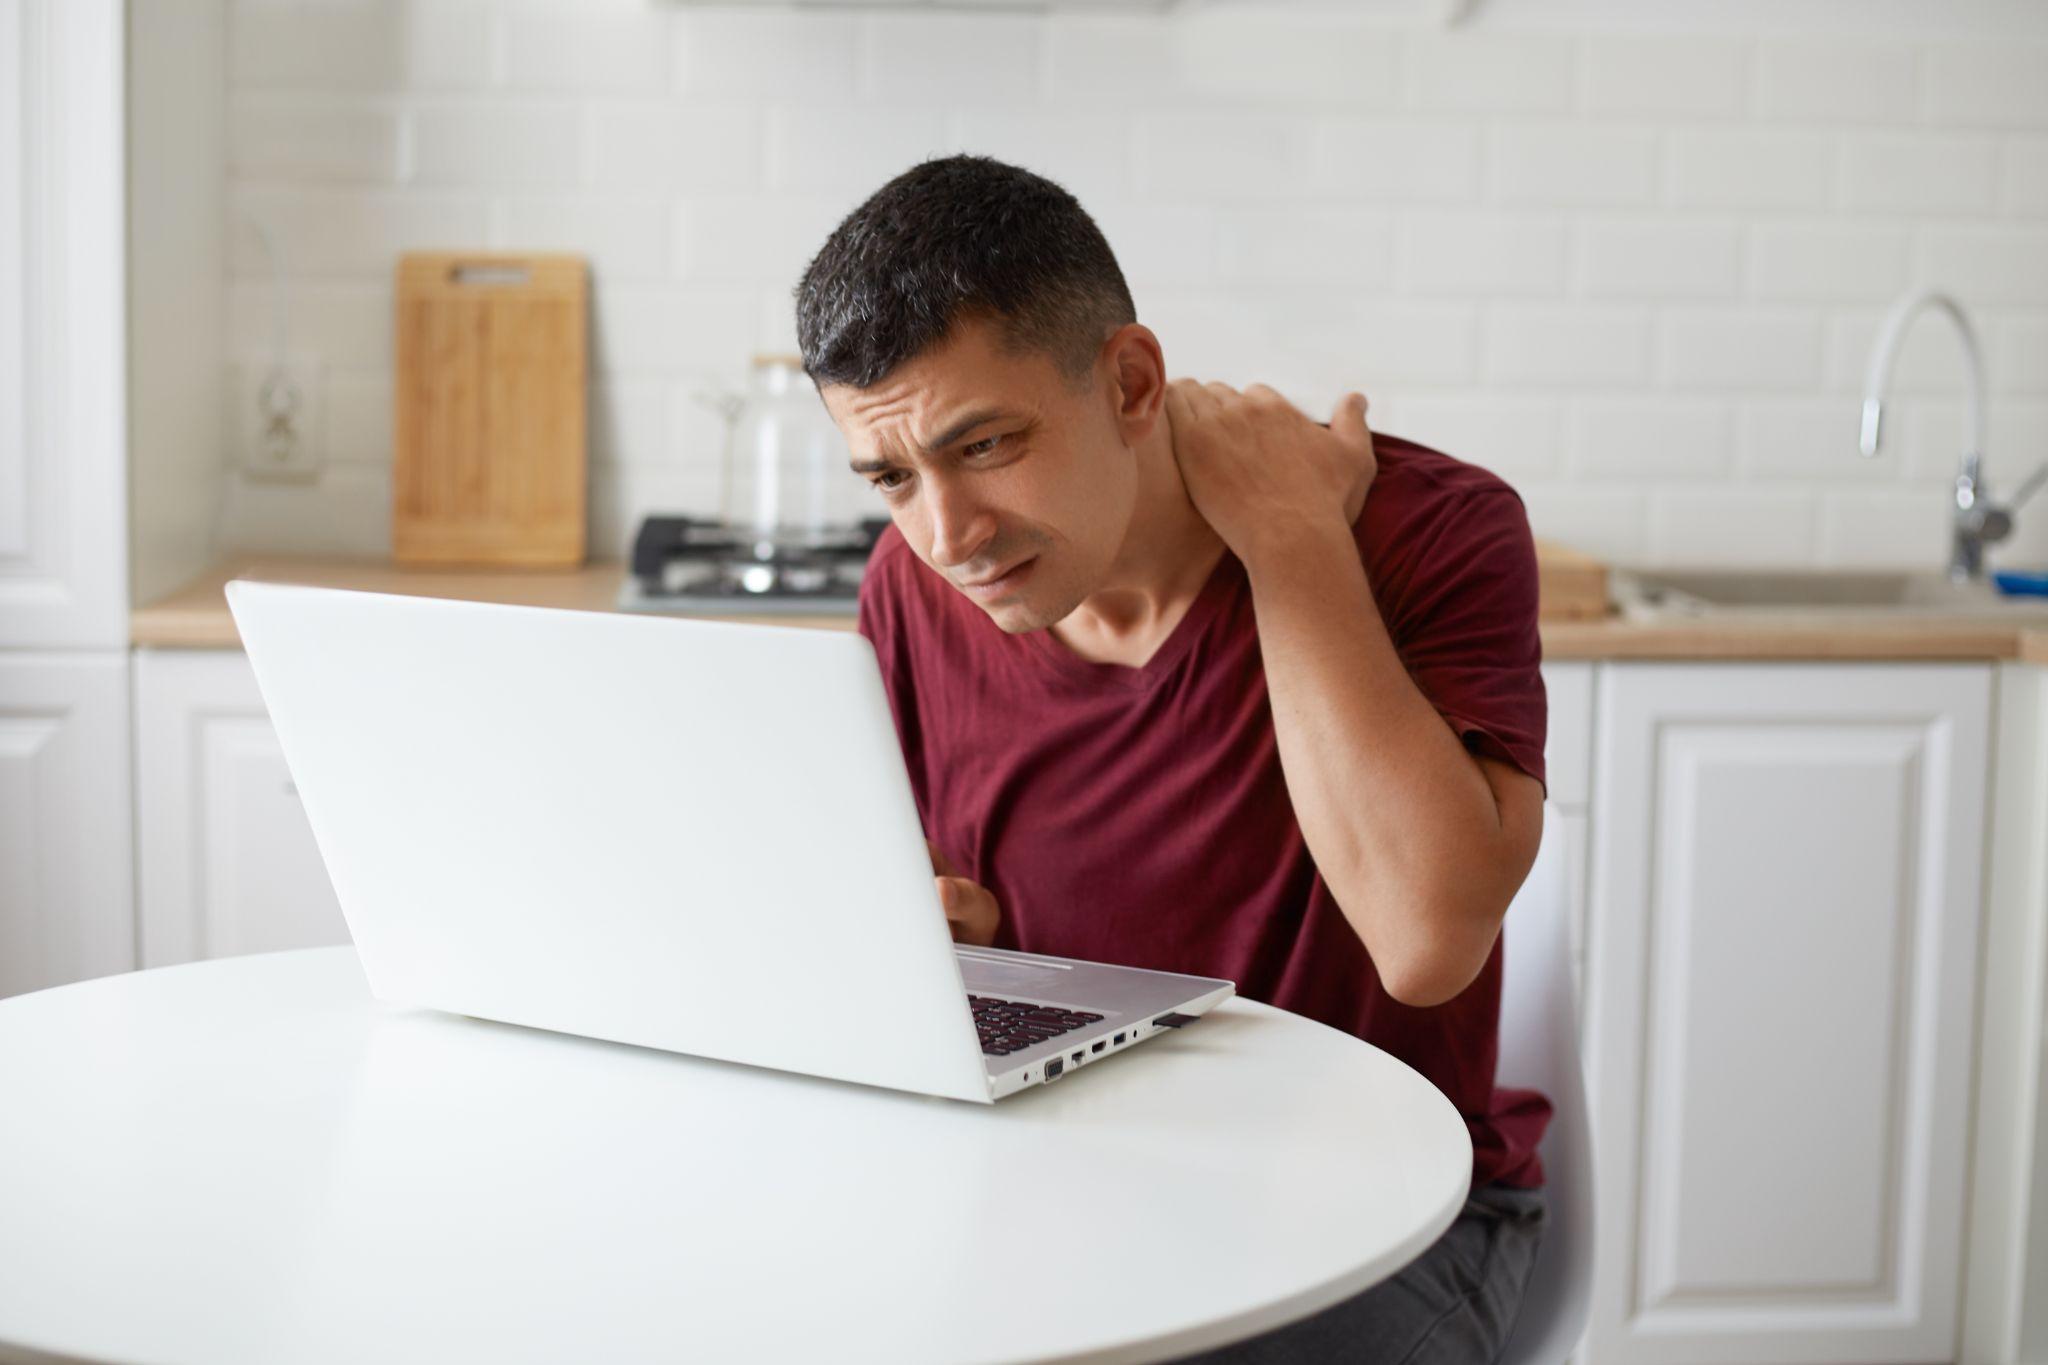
[794,154,1552,1363]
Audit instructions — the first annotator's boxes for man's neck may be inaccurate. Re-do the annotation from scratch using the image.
[1051,422,1227,655]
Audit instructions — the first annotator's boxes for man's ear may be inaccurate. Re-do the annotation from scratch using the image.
[1101,323,1167,446]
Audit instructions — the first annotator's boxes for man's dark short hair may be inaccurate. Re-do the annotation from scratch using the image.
[794,154,1138,393]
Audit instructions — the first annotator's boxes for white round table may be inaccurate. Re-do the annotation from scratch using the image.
[0,947,1472,1365]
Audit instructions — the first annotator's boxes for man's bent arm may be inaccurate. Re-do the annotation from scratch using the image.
[1242,516,1543,1009]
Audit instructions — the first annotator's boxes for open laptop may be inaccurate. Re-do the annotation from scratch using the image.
[224,579,1233,1102]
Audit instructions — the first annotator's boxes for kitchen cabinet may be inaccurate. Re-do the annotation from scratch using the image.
[0,655,134,997]
[0,0,133,1000]
[1580,661,1991,1365]
[133,648,347,968]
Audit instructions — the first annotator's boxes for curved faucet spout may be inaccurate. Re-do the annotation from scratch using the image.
[1858,289,1986,460]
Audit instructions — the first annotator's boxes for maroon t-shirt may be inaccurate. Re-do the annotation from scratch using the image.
[856,432,1553,1190]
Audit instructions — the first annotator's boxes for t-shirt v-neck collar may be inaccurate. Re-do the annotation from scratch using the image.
[1017,546,1242,691]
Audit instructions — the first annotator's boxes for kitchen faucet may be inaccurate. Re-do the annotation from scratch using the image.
[1859,289,2048,581]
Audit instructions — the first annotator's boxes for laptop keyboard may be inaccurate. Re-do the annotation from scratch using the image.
[969,995,1104,1056]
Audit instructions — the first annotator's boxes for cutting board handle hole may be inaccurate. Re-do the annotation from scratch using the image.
[449,263,531,287]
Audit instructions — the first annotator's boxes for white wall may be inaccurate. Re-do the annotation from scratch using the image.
[130,0,226,608]
[214,0,2048,571]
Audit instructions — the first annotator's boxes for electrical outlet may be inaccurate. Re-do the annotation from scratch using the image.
[235,356,324,482]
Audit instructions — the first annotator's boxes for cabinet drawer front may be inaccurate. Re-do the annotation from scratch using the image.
[1584,662,1990,1365]
[136,650,348,967]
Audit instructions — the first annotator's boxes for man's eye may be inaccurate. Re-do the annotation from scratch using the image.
[962,434,1004,458]
[873,470,909,492]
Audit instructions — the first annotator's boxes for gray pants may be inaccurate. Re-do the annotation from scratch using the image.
[1167,1182,1547,1365]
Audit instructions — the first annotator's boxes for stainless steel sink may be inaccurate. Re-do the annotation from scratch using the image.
[1610,568,2048,621]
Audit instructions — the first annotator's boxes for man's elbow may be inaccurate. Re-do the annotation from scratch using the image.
[1378,915,1503,1009]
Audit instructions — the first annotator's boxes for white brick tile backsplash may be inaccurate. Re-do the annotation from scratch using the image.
[230,4,400,92]
[1313,121,1481,203]
[502,4,668,95]
[229,282,392,370]
[1995,316,2048,394]
[1136,113,1315,200]
[1397,213,1567,296]
[863,13,1043,104]
[1488,125,1657,207]
[590,285,760,374]
[1045,15,1181,105]
[1662,311,1823,391]
[1749,224,1910,302]
[218,461,392,557]
[1904,400,2048,481]
[2006,137,2048,213]
[1485,306,1651,386]
[675,195,849,286]
[945,111,1135,205]
[231,1,495,92]
[231,189,488,277]
[1741,399,1897,480]
[1923,43,2048,127]
[1826,311,1980,395]
[230,101,402,183]
[409,106,582,189]
[1405,34,1575,113]
[1667,131,1836,209]
[1173,12,1398,107]
[1387,395,1563,481]
[322,371,393,467]
[1817,491,1952,567]
[1092,202,1218,291]
[1516,484,1649,563]
[1843,134,1999,214]
[1571,399,1733,479]
[1581,35,1746,118]
[1754,40,1917,124]
[588,104,763,194]
[1216,209,1392,287]
[489,198,669,283]
[1919,228,2048,305]
[1576,219,1740,299]
[766,107,950,193]
[218,7,2048,570]
[1647,488,1817,566]
[1266,299,1480,388]
[674,10,859,101]
[589,379,667,468]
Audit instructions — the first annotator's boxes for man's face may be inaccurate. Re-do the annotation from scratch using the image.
[819,316,1139,634]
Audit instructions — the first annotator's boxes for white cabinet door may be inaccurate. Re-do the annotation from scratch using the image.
[0,0,127,650]
[1583,662,1990,1365]
[134,649,348,967]
[0,654,134,996]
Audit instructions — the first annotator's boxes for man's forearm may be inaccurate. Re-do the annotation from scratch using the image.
[1241,516,1515,1006]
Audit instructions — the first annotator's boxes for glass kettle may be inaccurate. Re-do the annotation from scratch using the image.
[695,355,868,555]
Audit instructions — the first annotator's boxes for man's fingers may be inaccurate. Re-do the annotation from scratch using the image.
[935,875,1001,946]
[925,838,958,878]
[1330,390,1371,445]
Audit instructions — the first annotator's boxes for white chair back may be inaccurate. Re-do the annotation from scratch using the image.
[1496,805,1595,1365]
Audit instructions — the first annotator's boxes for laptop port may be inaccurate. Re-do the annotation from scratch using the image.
[1071,1051,1083,1064]
[1045,1058,1064,1080]
[1091,1041,1106,1054]
[1113,1032,1125,1045]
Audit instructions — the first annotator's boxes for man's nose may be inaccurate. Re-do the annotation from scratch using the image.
[925,478,995,570]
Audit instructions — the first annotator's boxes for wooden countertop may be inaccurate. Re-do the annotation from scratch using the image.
[133,554,2048,665]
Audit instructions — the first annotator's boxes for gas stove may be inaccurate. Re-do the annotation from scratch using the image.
[617,514,889,616]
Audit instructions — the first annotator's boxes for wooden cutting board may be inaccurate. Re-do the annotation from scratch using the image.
[393,252,587,567]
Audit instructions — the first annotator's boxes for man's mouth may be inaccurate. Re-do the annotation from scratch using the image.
[959,557,1036,600]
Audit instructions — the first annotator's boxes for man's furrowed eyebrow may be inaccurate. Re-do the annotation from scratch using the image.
[848,405,1012,475]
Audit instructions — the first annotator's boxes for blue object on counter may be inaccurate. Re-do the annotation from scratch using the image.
[1992,569,2048,597]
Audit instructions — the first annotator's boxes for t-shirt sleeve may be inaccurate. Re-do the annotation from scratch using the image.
[1383,487,1549,796]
